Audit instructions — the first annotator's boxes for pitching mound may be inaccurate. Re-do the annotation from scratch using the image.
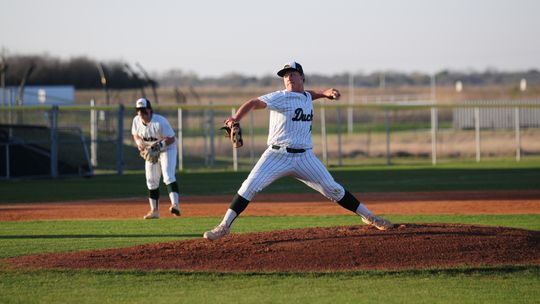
[7,223,540,272]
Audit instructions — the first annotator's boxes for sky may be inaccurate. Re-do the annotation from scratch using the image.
[1,0,539,77]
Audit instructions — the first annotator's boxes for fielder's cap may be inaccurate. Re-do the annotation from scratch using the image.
[135,98,152,110]
[277,61,304,77]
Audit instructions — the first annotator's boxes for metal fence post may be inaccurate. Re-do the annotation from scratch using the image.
[515,107,521,162]
[50,105,59,178]
[474,107,481,162]
[90,99,98,167]
[203,108,208,166]
[204,103,215,167]
[320,103,328,166]
[336,106,343,166]
[7,88,14,124]
[4,128,10,179]
[116,104,124,175]
[431,107,438,165]
[177,108,183,171]
[384,108,391,166]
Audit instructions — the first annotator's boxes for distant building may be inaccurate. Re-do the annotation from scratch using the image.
[0,85,75,106]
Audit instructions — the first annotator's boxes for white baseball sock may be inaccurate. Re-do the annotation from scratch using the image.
[169,192,179,207]
[149,198,158,212]
[220,209,238,228]
[355,203,373,218]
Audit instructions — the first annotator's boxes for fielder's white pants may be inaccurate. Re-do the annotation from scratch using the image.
[238,147,345,201]
[145,145,177,190]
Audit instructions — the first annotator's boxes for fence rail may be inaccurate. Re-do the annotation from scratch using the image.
[1,100,540,179]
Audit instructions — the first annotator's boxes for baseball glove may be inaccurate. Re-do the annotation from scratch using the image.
[140,143,161,163]
[220,118,243,148]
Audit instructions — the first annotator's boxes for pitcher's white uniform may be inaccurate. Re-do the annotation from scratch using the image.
[131,114,177,189]
[203,61,392,241]
[238,90,344,202]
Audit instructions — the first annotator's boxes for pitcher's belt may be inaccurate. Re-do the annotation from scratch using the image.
[271,145,306,153]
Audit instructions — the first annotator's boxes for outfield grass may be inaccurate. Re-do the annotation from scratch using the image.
[1,160,540,203]
[1,267,539,304]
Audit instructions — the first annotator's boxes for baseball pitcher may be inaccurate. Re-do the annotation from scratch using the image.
[204,62,393,240]
[132,98,181,219]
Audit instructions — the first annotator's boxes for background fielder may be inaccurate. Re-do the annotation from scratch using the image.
[204,61,393,240]
[131,98,181,219]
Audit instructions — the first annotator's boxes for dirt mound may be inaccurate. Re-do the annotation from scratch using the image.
[7,223,540,272]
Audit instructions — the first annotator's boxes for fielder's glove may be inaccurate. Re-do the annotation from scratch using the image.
[220,117,243,148]
[140,143,161,163]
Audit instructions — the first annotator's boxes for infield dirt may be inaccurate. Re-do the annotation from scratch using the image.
[2,190,540,272]
[1,190,540,221]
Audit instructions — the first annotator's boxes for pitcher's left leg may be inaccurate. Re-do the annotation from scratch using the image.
[294,151,393,230]
[293,150,344,201]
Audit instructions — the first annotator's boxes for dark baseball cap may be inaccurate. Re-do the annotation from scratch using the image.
[277,61,304,77]
[135,98,152,110]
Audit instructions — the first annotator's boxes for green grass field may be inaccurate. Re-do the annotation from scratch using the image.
[1,163,539,303]
[2,267,538,304]
[1,215,539,304]
[1,159,540,203]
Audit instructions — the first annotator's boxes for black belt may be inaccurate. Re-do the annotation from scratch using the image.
[271,145,306,153]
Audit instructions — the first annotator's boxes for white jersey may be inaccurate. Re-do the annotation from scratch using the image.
[259,90,314,149]
[132,113,177,190]
[131,113,175,151]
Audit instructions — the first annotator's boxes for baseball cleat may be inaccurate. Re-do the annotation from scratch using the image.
[203,224,230,241]
[143,210,160,219]
[169,204,181,217]
[361,214,393,230]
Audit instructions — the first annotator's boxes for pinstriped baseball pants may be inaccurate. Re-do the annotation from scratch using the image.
[238,146,345,202]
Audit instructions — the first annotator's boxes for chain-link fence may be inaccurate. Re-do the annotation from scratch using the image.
[1,101,539,179]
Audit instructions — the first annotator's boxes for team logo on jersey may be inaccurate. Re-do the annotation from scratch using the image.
[292,108,313,122]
